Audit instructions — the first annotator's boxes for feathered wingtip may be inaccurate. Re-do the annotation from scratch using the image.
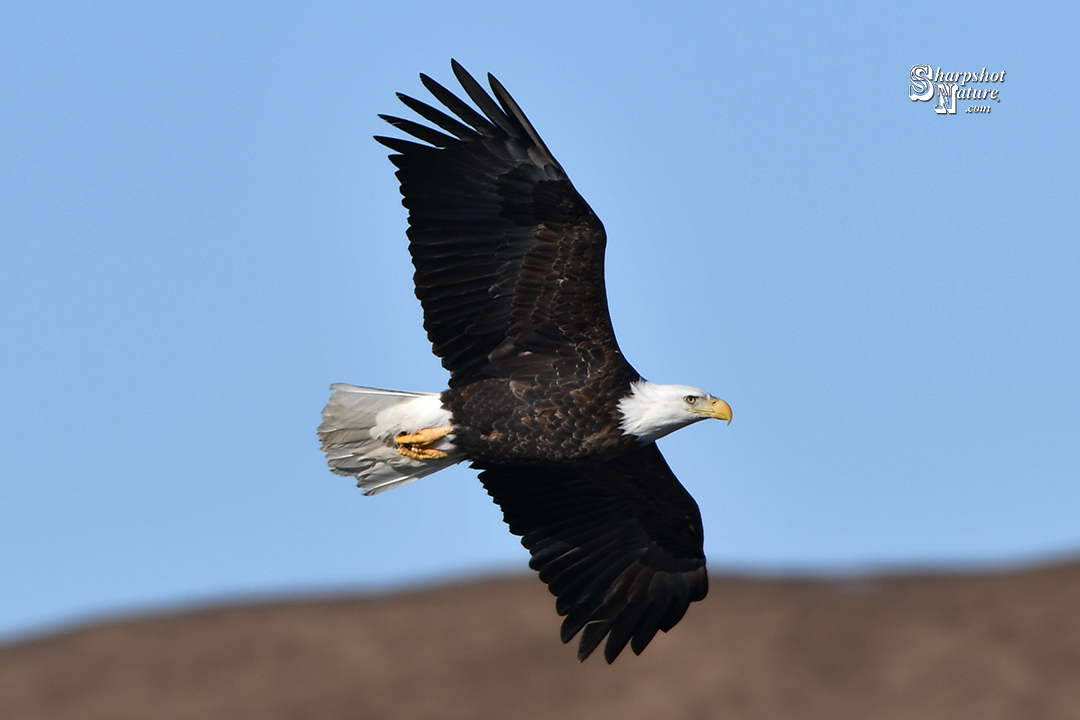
[374,59,560,170]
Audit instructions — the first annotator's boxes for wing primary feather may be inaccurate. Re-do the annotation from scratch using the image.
[532,529,623,580]
[577,619,615,662]
[450,59,520,138]
[395,93,480,140]
[373,135,439,157]
[553,552,644,626]
[540,542,626,595]
[630,596,673,655]
[378,115,456,147]
[486,73,558,166]
[419,73,500,136]
[556,551,647,632]
[602,569,663,663]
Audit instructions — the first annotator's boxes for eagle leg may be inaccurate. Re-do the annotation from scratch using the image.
[395,426,453,460]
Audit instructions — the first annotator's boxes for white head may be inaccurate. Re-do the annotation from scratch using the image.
[617,380,732,444]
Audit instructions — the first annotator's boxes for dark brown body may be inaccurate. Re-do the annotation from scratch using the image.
[444,375,640,464]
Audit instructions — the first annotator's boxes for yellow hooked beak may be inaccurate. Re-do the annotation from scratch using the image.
[690,397,732,425]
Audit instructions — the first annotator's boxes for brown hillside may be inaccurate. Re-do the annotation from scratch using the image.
[3,562,1080,720]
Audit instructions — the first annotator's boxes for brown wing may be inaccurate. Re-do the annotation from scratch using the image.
[376,60,635,389]
[476,443,708,663]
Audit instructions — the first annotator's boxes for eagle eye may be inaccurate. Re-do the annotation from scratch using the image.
[683,395,698,405]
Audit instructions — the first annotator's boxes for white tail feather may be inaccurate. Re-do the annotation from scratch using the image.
[318,384,461,495]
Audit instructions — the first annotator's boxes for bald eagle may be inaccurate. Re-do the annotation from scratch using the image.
[318,61,732,663]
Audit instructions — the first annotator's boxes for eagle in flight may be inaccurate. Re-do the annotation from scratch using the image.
[319,61,732,663]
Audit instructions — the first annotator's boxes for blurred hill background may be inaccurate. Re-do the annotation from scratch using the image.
[4,561,1079,720]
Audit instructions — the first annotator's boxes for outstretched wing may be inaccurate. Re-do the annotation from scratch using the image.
[477,443,708,663]
[376,60,634,389]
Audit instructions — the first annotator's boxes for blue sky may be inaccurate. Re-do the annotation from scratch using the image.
[2,1,1078,643]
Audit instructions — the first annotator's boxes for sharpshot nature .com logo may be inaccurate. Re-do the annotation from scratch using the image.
[909,65,1007,115]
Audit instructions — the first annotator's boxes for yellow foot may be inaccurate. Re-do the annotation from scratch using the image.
[395,426,453,460]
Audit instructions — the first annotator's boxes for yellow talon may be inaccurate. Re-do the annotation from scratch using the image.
[395,426,453,460]
[396,444,450,460]
[395,426,453,445]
